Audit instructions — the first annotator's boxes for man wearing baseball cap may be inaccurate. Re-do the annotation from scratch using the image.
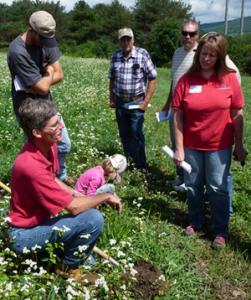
[109,28,157,170]
[7,10,72,185]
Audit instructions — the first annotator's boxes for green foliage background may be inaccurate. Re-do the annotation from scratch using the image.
[1,0,251,72]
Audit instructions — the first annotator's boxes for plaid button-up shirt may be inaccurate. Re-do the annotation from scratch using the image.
[109,46,157,99]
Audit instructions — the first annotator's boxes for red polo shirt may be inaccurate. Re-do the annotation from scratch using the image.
[172,72,244,150]
[8,142,73,227]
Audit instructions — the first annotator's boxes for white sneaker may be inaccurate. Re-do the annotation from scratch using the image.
[174,182,188,193]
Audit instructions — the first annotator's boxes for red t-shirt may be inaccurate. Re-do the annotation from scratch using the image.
[8,142,73,227]
[172,72,244,150]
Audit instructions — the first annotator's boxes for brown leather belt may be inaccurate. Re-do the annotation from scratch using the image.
[117,93,145,103]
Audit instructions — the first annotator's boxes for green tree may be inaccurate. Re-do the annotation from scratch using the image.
[133,0,191,46]
[66,0,95,45]
[147,18,181,66]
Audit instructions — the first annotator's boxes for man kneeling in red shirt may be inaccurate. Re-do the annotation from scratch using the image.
[8,98,122,279]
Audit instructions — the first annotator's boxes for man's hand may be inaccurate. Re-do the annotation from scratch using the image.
[106,194,123,213]
[109,101,116,108]
[139,100,149,111]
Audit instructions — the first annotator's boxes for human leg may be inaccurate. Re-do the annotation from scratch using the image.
[184,148,205,230]
[129,109,147,169]
[115,108,131,158]
[57,113,71,181]
[8,209,104,267]
[205,148,231,238]
[227,174,233,214]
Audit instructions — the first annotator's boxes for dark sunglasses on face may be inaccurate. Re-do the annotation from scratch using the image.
[181,30,198,37]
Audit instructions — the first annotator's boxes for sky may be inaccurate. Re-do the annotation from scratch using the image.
[0,0,250,24]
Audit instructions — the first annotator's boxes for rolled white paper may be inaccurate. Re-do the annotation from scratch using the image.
[128,103,152,110]
[161,145,192,174]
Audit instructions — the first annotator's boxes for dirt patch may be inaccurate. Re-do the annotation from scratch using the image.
[124,258,167,299]
[213,280,247,300]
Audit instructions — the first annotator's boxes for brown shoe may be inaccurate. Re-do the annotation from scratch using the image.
[62,176,76,187]
[55,266,99,283]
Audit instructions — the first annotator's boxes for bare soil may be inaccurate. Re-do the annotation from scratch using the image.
[124,258,167,299]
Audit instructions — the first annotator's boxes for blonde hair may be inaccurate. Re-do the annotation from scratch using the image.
[188,32,235,80]
[101,158,117,181]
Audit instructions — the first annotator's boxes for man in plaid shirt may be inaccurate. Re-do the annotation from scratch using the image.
[109,28,157,170]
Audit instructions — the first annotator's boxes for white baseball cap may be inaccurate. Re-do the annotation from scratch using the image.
[109,154,127,174]
[118,28,134,40]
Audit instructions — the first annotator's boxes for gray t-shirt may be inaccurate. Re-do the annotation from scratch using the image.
[7,36,60,114]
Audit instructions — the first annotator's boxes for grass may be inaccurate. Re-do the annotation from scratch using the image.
[0,52,250,299]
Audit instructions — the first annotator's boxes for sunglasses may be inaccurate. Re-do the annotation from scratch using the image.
[181,31,198,37]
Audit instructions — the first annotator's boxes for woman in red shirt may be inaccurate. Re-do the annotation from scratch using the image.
[172,33,247,249]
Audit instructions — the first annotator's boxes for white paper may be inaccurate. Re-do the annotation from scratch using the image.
[156,110,171,122]
[161,145,192,174]
[128,103,151,110]
[14,76,26,92]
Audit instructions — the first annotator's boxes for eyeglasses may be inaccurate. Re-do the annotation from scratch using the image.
[181,31,198,37]
[43,114,63,134]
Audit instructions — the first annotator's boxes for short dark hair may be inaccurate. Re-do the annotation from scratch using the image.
[18,98,57,140]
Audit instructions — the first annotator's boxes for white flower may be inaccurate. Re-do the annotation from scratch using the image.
[52,225,70,233]
[31,244,42,251]
[137,197,143,200]
[20,283,30,292]
[5,282,12,291]
[95,276,109,292]
[158,274,166,281]
[24,259,37,269]
[117,250,125,258]
[158,232,167,238]
[3,216,11,223]
[109,239,117,246]
[130,268,138,277]
[78,245,88,253]
[80,233,91,239]
[22,247,30,254]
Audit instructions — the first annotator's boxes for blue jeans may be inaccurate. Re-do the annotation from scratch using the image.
[170,109,233,213]
[115,98,147,169]
[57,114,71,181]
[8,209,104,267]
[184,147,232,237]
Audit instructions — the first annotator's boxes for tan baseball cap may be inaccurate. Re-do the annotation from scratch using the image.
[29,11,57,47]
[118,28,134,40]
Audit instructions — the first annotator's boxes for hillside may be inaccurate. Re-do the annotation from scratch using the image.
[200,16,251,35]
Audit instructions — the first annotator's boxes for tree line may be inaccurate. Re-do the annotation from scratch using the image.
[0,0,250,73]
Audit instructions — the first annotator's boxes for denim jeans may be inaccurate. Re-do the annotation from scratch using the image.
[115,97,147,169]
[57,114,71,181]
[184,147,232,237]
[8,209,104,267]
[170,109,233,213]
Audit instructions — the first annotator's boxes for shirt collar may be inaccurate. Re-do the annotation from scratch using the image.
[119,46,136,59]
[23,141,54,168]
